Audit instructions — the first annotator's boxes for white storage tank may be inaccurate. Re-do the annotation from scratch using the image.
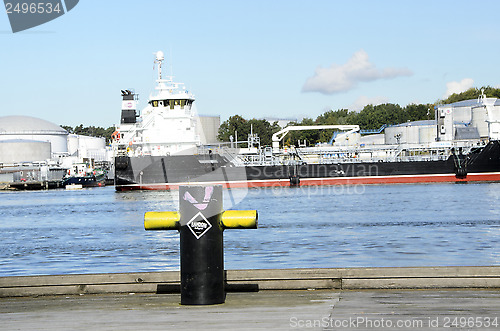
[418,126,436,143]
[0,116,68,156]
[0,140,51,163]
[360,133,384,145]
[471,106,489,138]
[76,134,107,160]
[384,120,435,144]
[67,134,79,156]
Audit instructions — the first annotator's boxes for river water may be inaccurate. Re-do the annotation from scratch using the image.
[1,182,499,276]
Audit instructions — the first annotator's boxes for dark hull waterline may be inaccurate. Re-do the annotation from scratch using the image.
[114,141,500,190]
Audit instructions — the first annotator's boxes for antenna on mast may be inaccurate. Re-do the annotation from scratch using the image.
[170,48,173,77]
[154,51,164,80]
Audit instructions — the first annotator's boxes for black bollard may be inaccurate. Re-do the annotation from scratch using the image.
[179,185,224,305]
[144,184,257,305]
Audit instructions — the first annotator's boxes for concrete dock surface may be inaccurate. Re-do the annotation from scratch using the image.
[1,289,500,330]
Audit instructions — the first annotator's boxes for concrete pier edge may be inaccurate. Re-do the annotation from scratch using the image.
[1,266,499,297]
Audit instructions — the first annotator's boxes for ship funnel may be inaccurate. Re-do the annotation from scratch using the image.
[121,89,138,124]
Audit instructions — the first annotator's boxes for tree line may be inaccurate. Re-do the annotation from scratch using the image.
[61,124,115,144]
[217,86,500,147]
[438,86,500,104]
[217,104,432,147]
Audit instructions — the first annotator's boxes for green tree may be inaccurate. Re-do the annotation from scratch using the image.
[61,125,73,133]
[285,118,322,146]
[217,115,249,143]
[404,103,434,121]
[355,103,407,130]
[247,119,280,146]
[218,116,281,147]
[73,124,84,135]
[439,86,500,104]
[314,109,356,141]
[60,124,116,144]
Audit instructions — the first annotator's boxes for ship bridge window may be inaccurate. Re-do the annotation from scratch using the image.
[163,99,191,109]
[152,100,159,107]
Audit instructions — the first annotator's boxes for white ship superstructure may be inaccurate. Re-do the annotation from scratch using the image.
[114,51,200,157]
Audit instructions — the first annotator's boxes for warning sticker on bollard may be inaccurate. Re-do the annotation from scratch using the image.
[186,212,212,239]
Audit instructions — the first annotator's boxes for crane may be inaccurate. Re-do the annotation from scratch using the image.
[272,125,360,152]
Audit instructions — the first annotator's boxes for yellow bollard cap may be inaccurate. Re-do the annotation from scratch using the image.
[144,211,180,230]
[221,210,258,229]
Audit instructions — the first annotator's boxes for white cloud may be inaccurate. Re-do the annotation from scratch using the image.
[302,50,413,95]
[443,78,474,98]
[349,95,389,112]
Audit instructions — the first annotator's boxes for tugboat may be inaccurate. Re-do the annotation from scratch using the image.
[63,160,106,188]
[112,53,500,190]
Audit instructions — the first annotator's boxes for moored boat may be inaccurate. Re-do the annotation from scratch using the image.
[62,161,106,188]
[62,172,106,188]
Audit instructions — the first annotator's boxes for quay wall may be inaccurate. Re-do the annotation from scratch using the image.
[1,266,499,297]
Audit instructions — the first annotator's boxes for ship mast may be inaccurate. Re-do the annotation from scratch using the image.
[153,50,175,96]
[154,51,164,81]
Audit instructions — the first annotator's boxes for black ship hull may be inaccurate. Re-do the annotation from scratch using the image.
[114,141,500,190]
[63,174,106,188]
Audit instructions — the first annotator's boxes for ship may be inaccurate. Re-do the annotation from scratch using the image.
[62,160,106,188]
[112,52,500,191]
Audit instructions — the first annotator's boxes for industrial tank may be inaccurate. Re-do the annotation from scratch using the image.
[0,116,68,158]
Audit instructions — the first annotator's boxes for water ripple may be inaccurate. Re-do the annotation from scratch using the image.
[1,183,500,276]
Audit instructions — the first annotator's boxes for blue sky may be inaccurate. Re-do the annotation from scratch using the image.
[1,0,499,127]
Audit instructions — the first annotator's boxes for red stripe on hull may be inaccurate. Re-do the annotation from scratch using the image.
[298,173,500,186]
[115,172,500,191]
